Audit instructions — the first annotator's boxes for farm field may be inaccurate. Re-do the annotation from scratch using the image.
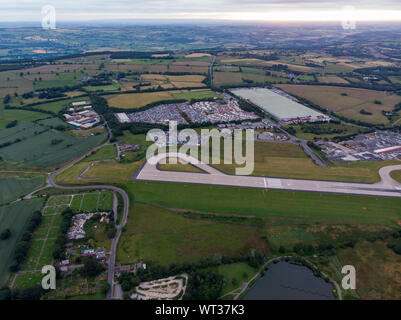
[317,76,349,84]
[0,121,107,167]
[140,74,206,89]
[213,72,244,86]
[275,84,401,124]
[116,202,267,266]
[0,174,45,205]
[107,89,220,109]
[124,181,401,225]
[0,198,44,287]
[20,202,64,274]
[0,103,49,130]
[30,96,89,113]
[220,58,314,73]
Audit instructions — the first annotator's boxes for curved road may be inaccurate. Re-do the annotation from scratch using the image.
[41,122,130,300]
[136,152,401,198]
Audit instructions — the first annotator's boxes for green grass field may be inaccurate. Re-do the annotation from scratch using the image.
[214,262,257,296]
[0,175,45,205]
[0,101,49,130]
[284,123,363,140]
[390,170,401,183]
[0,199,44,287]
[80,193,100,212]
[31,97,89,113]
[0,121,107,167]
[124,181,401,226]
[336,241,401,300]
[117,202,267,266]
[276,84,401,125]
[107,89,220,109]
[85,145,117,162]
[214,142,398,183]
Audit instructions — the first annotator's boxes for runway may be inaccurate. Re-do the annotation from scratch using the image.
[135,153,401,198]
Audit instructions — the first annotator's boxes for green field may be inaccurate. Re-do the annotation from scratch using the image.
[0,102,49,130]
[276,84,401,125]
[70,194,84,212]
[125,181,401,225]
[80,193,100,212]
[31,97,89,113]
[214,142,398,183]
[284,123,363,140]
[0,121,107,167]
[117,202,267,266]
[391,170,401,183]
[213,262,257,297]
[0,175,45,205]
[85,145,117,162]
[107,89,221,109]
[0,199,44,287]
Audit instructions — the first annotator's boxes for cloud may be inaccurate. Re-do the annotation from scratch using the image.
[0,0,400,21]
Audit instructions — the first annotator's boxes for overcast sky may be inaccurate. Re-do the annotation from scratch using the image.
[1,0,401,22]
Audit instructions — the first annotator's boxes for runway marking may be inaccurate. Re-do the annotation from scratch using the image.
[264,178,268,189]
[267,179,283,189]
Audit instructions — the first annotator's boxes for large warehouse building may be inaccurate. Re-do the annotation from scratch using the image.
[231,87,331,124]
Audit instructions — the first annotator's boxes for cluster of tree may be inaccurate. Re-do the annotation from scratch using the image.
[307,141,322,152]
[285,126,297,135]
[22,90,66,100]
[271,64,289,71]
[0,229,11,240]
[52,208,74,260]
[118,272,141,292]
[0,285,43,300]
[84,214,116,240]
[360,109,373,116]
[184,272,224,300]
[109,52,173,60]
[393,102,401,113]
[10,211,42,272]
[5,120,18,128]
[80,256,104,278]
[354,66,401,76]
[133,251,267,287]
[327,47,373,59]
[3,94,11,104]
[51,138,64,145]
[299,123,345,135]
[386,229,401,255]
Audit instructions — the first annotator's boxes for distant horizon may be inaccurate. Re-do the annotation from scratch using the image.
[1,1,401,23]
[1,18,401,27]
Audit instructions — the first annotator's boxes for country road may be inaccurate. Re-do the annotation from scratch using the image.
[26,119,130,300]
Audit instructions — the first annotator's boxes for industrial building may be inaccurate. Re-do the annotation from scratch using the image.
[231,87,331,124]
